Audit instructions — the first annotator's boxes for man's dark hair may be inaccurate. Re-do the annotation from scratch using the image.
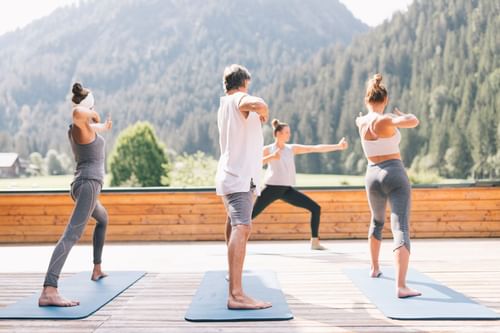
[223,64,251,93]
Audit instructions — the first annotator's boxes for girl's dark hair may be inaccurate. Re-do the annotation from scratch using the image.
[272,119,289,137]
[72,82,89,104]
[223,64,251,93]
[365,73,388,104]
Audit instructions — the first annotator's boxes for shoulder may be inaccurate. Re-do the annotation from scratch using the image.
[373,114,396,128]
[72,106,88,125]
[233,92,248,106]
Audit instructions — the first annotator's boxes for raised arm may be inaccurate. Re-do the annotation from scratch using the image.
[90,115,113,133]
[72,107,112,133]
[375,108,419,130]
[239,95,269,122]
[262,146,280,165]
[292,137,348,155]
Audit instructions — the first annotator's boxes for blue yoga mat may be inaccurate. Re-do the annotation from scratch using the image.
[0,271,146,319]
[185,270,293,322]
[345,267,500,320]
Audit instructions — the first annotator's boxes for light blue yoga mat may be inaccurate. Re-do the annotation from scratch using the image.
[345,267,500,320]
[185,270,293,322]
[0,271,146,319]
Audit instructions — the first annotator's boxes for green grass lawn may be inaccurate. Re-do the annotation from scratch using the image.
[0,173,469,190]
[295,173,365,186]
[0,175,74,189]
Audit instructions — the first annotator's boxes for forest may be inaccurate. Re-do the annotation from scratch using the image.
[0,0,498,180]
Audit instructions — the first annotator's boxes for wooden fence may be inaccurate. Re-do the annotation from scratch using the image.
[0,185,499,243]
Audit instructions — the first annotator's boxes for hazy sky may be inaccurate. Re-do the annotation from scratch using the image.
[0,0,414,36]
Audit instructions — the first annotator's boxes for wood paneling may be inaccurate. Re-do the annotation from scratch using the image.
[0,187,499,243]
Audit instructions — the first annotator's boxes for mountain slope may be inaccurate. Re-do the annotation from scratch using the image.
[0,0,367,157]
[262,0,499,178]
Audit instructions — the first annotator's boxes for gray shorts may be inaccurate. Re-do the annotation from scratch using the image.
[222,191,254,226]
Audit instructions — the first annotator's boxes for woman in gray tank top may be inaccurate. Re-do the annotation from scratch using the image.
[252,119,348,250]
[38,83,112,307]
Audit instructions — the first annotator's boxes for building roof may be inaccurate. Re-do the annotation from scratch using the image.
[0,153,19,168]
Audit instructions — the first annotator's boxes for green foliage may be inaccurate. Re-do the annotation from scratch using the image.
[0,0,498,181]
[407,170,441,185]
[29,152,45,176]
[0,0,366,161]
[262,0,499,179]
[45,149,72,176]
[108,122,170,187]
[169,151,217,187]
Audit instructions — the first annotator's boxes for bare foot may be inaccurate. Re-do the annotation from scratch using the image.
[311,238,327,250]
[398,287,422,298]
[370,268,382,278]
[91,265,108,281]
[227,293,272,310]
[38,287,79,307]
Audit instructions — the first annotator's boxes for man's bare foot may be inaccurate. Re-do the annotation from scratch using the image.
[91,265,108,281]
[227,293,272,310]
[397,287,422,298]
[370,268,382,278]
[38,287,79,307]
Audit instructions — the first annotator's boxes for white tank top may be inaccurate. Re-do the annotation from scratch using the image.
[360,113,401,158]
[264,143,296,186]
[215,92,264,196]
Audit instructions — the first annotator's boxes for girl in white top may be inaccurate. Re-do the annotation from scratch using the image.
[252,119,348,250]
[356,73,421,298]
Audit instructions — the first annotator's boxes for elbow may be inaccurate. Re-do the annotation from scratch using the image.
[255,103,268,116]
[257,101,268,112]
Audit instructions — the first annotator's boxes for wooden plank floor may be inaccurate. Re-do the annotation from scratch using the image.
[0,239,499,332]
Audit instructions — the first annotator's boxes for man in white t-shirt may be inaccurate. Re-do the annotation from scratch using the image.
[215,64,271,309]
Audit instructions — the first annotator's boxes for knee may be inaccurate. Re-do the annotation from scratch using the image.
[369,218,384,240]
[62,229,83,244]
[310,203,321,215]
[95,210,109,226]
[233,223,252,234]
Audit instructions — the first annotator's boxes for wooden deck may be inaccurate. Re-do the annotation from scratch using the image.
[0,238,499,332]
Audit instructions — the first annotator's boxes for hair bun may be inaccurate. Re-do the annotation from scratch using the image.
[72,82,83,96]
[373,73,383,86]
[271,119,280,129]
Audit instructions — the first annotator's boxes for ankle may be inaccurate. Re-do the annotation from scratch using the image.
[42,286,58,295]
[230,289,244,298]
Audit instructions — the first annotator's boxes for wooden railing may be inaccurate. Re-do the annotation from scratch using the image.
[0,185,499,243]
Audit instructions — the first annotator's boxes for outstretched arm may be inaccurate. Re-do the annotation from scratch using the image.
[292,137,348,155]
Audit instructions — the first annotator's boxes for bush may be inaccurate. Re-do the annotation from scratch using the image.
[169,151,217,187]
[108,122,170,187]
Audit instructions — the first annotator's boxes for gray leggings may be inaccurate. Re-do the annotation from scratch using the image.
[43,179,108,287]
[365,159,411,252]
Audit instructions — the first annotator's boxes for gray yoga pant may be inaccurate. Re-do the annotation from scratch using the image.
[365,159,411,252]
[43,179,108,287]
[222,191,254,226]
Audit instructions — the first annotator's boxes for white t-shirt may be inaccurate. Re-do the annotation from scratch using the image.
[263,143,296,186]
[215,92,264,196]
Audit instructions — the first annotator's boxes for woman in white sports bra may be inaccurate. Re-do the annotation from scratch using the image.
[251,119,348,250]
[356,73,421,298]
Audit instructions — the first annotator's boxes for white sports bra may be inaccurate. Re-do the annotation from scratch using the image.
[360,113,401,158]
